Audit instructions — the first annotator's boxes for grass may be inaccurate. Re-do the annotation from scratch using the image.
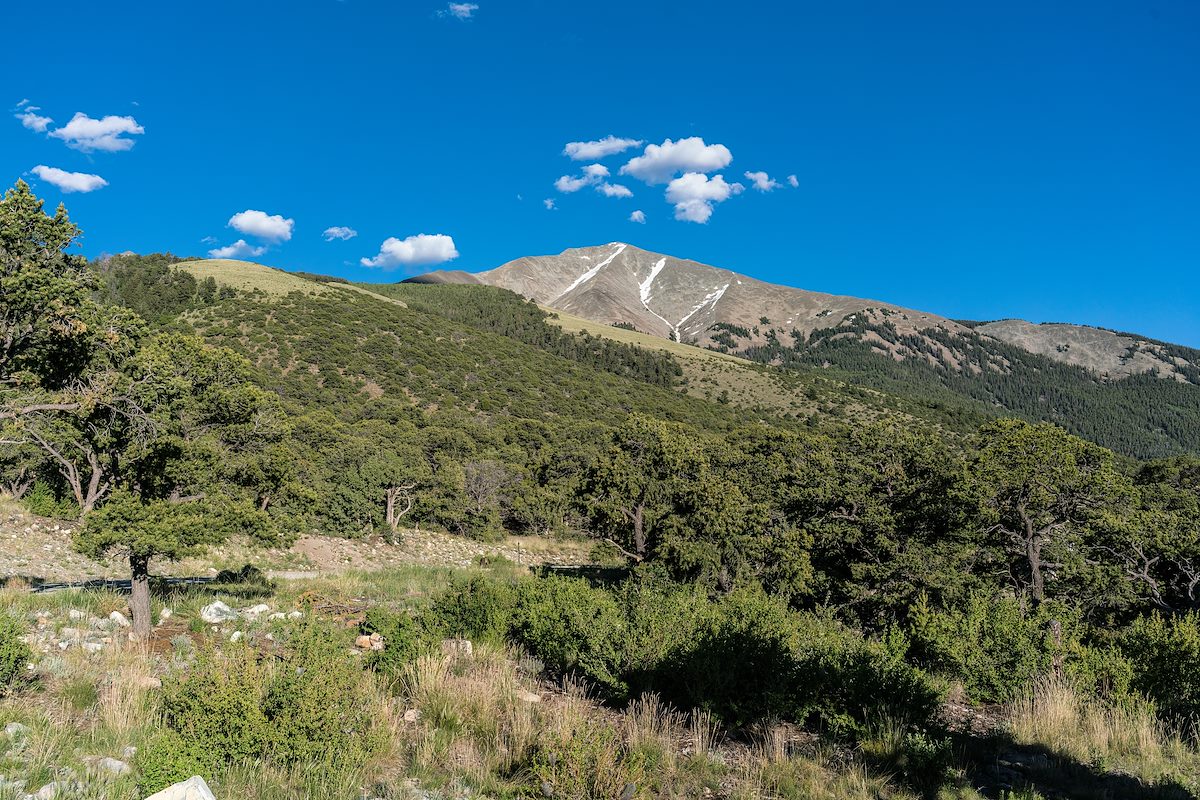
[1005,677,1200,793]
[6,573,1199,800]
[179,259,334,297]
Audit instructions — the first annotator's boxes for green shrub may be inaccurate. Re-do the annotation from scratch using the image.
[905,593,1111,704]
[510,577,628,697]
[136,730,214,794]
[360,607,429,677]
[158,621,385,774]
[22,482,77,518]
[1124,611,1200,723]
[0,612,31,692]
[426,575,519,642]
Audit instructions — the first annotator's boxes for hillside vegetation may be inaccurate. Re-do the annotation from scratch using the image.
[2,182,1200,799]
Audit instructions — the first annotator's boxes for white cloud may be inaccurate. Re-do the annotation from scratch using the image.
[629,210,646,224]
[49,112,144,152]
[16,110,53,133]
[16,99,29,107]
[361,234,459,269]
[787,174,799,188]
[201,235,218,245]
[208,239,267,259]
[554,163,610,193]
[30,165,107,193]
[744,171,780,192]
[621,137,733,185]
[563,135,644,161]
[665,172,744,223]
[544,198,556,210]
[597,183,633,198]
[442,2,478,19]
[229,209,294,242]
[322,226,358,241]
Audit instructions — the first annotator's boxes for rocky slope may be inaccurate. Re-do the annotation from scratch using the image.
[410,242,1200,384]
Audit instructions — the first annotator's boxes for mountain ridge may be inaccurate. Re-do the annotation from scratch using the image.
[409,242,1200,384]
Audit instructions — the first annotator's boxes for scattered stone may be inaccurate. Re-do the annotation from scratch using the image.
[267,612,286,621]
[287,610,303,620]
[242,603,270,619]
[33,780,76,799]
[83,756,131,777]
[200,601,239,624]
[355,633,384,651]
[68,609,86,621]
[109,611,130,628]
[158,608,173,624]
[619,783,637,800]
[403,708,422,723]
[122,745,138,760]
[441,638,473,658]
[82,642,105,654]
[4,721,29,739]
[230,631,244,643]
[144,776,217,800]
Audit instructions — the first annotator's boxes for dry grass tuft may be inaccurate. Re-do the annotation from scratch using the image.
[1006,677,1200,790]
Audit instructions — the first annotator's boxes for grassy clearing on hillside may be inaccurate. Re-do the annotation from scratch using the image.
[179,259,334,297]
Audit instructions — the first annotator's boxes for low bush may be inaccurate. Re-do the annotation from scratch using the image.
[429,575,941,736]
[1124,611,1200,724]
[152,620,386,792]
[0,612,31,692]
[905,592,1129,704]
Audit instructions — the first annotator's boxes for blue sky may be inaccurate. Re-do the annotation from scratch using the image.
[4,0,1198,346]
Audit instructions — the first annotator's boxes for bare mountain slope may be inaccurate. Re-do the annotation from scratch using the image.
[410,242,1199,383]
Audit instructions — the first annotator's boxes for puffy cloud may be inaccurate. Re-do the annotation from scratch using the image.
[323,226,358,241]
[665,172,743,224]
[229,209,294,242]
[361,234,459,269]
[543,198,556,210]
[563,135,644,161]
[208,239,267,259]
[621,137,733,185]
[49,112,144,152]
[744,171,780,192]
[30,165,107,193]
[787,174,799,188]
[629,210,646,224]
[442,2,478,19]
[597,183,633,198]
[555,163,610,193]
[16,108,52,133]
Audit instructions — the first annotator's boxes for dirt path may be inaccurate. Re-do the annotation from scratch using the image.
[0,499,592,585]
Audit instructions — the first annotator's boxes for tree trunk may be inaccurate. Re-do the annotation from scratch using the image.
[1026,533,1045,605]
[632,503,646,557]
[129,553,152,639]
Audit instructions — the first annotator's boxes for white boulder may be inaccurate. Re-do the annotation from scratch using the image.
[144,775,217,800]
[199,601,239,624]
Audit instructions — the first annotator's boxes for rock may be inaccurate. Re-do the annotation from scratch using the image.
[402,708,422,723]
[230,631,244,643]
[619,783,637,800]
[241,603,270,619]
[267,612,285,621]
[109,611,131,628]
[440,638,473,658]
[68,609,86,621]
[33,780,75,799]
[200,601,239,624]
[84,756,131,776]
[82,642,105,654]
[287,610,303,619]
[516,690,542,704]
[355,633,385,651]
[122,745,138,760]
[158,608,173,624]
[144,776,217,800]
[4,721,29,739]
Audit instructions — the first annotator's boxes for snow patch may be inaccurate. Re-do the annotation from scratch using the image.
[554,243,627,302]
[638,258,675,335]
[675,282,730,341]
